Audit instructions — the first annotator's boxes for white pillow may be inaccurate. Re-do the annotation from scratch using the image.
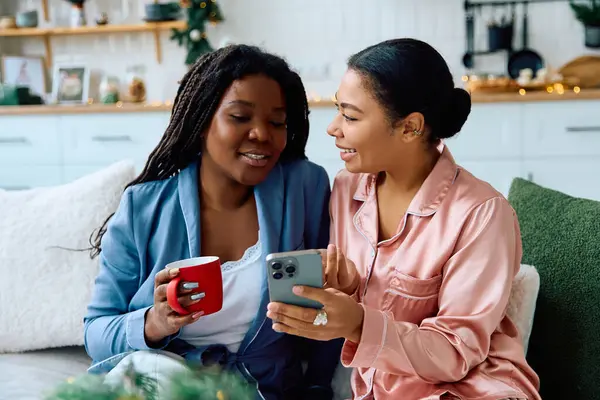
[506,264,540,354]
[0,161,136,353]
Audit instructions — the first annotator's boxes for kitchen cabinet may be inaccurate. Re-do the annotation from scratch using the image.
[1,99,599,201]
[0,116,61,166]
[523,157,600,201]
[522,102,600,158]
[457,160,524,197]
[445,103,523,161]
[519,100,600,200]
[62,114,167,167]
[305,108,346,182]
[0,166,62,190]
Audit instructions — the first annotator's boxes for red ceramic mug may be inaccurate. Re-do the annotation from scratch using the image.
[165,256,223,316]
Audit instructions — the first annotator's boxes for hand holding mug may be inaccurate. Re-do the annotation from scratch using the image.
[144,257,223,345]
[321,244,360,296]
[144,268,202,344]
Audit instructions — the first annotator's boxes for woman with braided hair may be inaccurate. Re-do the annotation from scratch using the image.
[83,44,342,400]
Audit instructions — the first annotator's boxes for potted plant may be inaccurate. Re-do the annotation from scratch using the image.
[44,363,255,400]
[570,0,600,48]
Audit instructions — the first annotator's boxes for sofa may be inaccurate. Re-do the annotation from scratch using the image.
[0,163,542,400]
[507,178,600,400]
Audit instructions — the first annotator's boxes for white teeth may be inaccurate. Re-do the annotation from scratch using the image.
[343,149,356,153]
[243,153,267,160]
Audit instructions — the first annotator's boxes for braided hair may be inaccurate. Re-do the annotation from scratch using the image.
[89,44,310,258]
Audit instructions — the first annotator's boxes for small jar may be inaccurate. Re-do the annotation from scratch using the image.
[126,65,146,103]
[99,75,119,104]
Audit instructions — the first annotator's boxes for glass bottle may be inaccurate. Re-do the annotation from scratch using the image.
[125,65,147,103]
[99,75,120,104]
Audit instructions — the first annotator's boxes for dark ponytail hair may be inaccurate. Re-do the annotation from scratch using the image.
[347,38,471,142]
[89,44,310,258]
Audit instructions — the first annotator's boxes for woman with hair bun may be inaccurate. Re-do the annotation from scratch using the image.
[267,38,541,400]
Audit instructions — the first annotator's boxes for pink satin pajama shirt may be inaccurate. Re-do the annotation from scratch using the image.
[330,145,541,400]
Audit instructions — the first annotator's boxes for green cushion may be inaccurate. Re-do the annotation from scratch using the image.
[508,178,600,400]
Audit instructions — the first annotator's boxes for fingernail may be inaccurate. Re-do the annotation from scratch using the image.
[293,286,302,294]
[192,311,204,319]
[182,282,199,290]
[169,268,180,276]
[272,324,281,332]
[190,292,206,301]
[328,244,335,251]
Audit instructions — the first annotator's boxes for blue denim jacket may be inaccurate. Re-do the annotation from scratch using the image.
[83,159,342,400]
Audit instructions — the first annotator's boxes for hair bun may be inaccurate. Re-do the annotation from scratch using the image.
[437,88,472,139]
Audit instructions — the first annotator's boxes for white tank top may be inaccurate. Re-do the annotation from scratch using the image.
[179,237,263,353]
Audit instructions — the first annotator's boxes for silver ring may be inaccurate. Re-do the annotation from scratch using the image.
[313,309,328,326]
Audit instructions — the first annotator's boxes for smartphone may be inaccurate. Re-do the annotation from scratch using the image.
[266,249,323,309]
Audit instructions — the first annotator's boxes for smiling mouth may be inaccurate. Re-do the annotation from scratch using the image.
[241,153,269,160]
[341,148,356,153]
[239,152,271,167]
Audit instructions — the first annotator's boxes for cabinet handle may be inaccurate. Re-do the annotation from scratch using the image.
[0,137,30,145]
[91,135,133,142]
[0,186,31,191]
[566,126,600,133]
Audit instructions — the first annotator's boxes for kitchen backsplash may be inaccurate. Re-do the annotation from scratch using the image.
[2,0,598,102]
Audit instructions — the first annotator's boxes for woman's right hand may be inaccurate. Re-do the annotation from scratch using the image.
[321,244,360,296]
[144,268,204,345]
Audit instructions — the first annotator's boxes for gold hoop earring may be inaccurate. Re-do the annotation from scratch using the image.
[413,129,423,136]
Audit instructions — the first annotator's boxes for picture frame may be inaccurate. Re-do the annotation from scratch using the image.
[51,64,90,104]
[0,55,47,97]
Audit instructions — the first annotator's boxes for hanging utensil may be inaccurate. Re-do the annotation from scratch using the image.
[488,3,513,52]
[507,2,544,79]
[500,4,509,27]
[462,6,475,69]
[488,4,496,27]
[511,2,516,27]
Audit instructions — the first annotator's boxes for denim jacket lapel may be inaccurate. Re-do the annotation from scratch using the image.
[239,163,284,353]
[177,161,201,258]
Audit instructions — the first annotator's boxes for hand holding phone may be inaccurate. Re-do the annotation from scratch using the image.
[322,244,360,296]
[266,250,365,344]
[266,250,324,309]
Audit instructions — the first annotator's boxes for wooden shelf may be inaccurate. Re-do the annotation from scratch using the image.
[42,0,49,22]
[1,90,600,117]
[0,103,173,116]
[470,87,600,103]
[0,100,337,116]
[0,21,187,66]
[0,21,186,37]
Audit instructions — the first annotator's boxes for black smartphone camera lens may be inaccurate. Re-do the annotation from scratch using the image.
[285,265,296,274]
[272,262,282,270]
[272,271,283,280]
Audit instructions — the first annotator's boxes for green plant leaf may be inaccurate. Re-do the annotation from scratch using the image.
[570,0,600,24]
[169,0,224,65]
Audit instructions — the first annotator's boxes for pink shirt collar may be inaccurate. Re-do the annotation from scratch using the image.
[352,143,459,215]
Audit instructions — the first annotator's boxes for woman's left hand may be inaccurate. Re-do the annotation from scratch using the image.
[267,286,364,343]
